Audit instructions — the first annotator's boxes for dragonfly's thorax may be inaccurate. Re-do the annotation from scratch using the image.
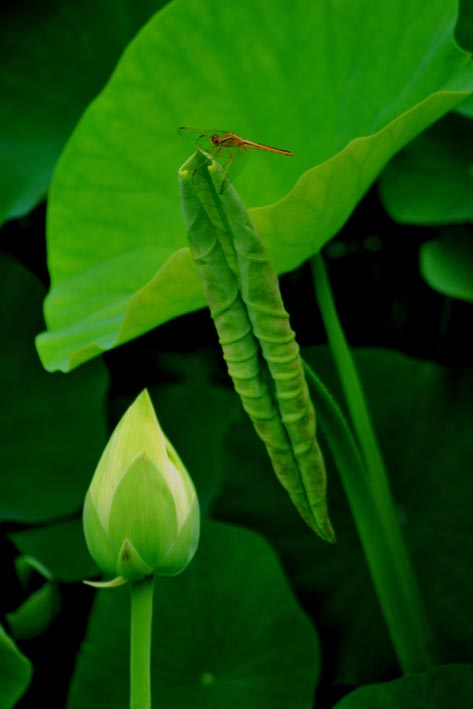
[213,132,246,149]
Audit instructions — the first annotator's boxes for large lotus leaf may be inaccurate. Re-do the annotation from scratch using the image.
[334,664,473,708]
[67,522,319,708]
[0,0,164,226]
[455,94,473,117]
[0,624,32,708]
[212,348,473,685]
[379,113,473,224]
[36,0,473,372]
[455,97,473,118]
[0,253,108,522]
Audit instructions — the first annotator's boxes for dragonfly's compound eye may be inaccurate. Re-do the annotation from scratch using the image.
[210,134,220,145]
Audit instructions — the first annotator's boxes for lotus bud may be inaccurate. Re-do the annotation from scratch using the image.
[83,390,200,586]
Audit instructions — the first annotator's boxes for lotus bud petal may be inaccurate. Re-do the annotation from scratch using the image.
[83,390,200,584]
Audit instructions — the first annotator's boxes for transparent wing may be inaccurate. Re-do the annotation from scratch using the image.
[217,147,249,193]
[178,127,223,153]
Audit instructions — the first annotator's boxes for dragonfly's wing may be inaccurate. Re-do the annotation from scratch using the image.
[178,127,212,142]
[178,127,228,152]
[218,147,249,193]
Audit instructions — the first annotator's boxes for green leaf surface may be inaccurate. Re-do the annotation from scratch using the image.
[0,623,32,708]
[67,521,319,708]
[379,113,473,224]
[212,348,473,684]
[9,518,99,583]
[334,664,473,708]
[420,230,473,301]
[455,94,473,117]
[0,0,164,226]
[0,253,108,522]
[36,0,473,372]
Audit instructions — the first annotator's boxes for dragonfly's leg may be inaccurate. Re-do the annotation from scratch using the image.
[190,147,237,194]
[190,145,224,181]
[220,150,236,193]
[191,151,212,178]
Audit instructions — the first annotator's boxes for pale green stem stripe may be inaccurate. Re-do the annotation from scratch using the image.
[130,576,154,709]
[309,253,438,673]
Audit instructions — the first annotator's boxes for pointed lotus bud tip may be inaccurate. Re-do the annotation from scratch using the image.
[83,389,200,586]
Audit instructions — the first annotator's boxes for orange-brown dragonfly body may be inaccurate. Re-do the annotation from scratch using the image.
[207,131,293,156]
[179,127,293,190]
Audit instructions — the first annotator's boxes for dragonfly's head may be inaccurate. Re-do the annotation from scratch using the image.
[210,134,220,146]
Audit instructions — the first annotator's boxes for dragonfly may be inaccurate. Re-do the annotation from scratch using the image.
[178,127,294,192]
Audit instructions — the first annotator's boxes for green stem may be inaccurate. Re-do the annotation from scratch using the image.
[310,252,438,673]
[130,576,155,709]
[311,254,385,481]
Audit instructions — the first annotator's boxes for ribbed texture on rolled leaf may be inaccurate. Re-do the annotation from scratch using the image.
[179,153,334,542]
